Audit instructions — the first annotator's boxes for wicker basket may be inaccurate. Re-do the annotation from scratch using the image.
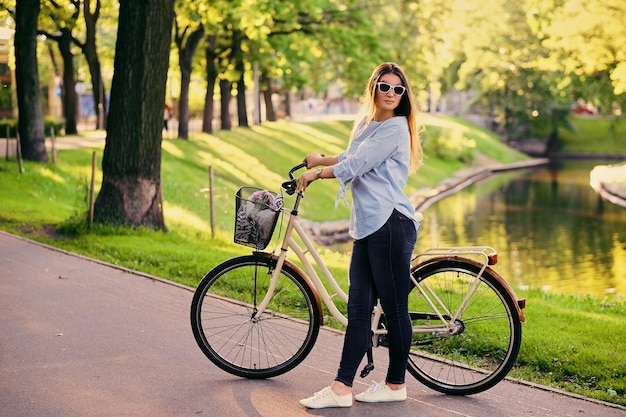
[234,187,283,249]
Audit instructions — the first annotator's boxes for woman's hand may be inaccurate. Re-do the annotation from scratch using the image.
[304,152,325,169]
[295,170,317,193]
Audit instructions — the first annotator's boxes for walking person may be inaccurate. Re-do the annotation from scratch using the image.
[295,62,424,409]
[163,103,172,131]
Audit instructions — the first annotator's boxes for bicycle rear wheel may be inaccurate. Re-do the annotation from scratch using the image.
[407,260,522,395]
[190,255,321,379]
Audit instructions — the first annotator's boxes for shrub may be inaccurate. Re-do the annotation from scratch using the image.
[0,116,65,138]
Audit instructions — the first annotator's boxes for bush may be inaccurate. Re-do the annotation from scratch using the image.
[422,124,476,163]
[0,116,65,138]
[44,116,65,135]
[0,117,17,137]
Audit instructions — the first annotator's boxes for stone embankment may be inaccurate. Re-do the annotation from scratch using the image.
[301,158,551,245]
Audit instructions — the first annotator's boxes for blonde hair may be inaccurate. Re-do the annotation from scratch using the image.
[350,62,423,172]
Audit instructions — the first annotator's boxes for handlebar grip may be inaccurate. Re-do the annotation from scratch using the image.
[283,161,321,195]
[282,162,308,195]
[282,180,297,195]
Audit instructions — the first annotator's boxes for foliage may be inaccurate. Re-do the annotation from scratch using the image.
[427,115,530,163]
[0,116,65,138]
[533,0,626,107]
[5,0,626,143]
[0,118,18,137]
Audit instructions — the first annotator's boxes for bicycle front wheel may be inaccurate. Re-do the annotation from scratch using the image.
[190,255,321,379]
[407,260,522,395]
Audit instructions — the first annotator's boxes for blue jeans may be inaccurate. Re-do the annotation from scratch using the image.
[335,209,418,387]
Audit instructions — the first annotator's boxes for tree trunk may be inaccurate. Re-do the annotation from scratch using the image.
[93,0,174,230]
[261,72,276,122]
[502,106,511,143]
[284,90,291,118]
[175,24,204,140]
[14,0,48,162]
[178,57,191,140]
[544,127,561,157]
[233,31,248,127]
[220,79,232,131]
[58,28,78,135]
[202,35,217,134]
[40,0,80,134]
[236,76,248,127]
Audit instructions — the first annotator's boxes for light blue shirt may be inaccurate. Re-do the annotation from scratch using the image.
[333,116,419,239]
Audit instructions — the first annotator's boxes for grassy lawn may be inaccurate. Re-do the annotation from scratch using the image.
[1,116,625,406]
[559,115,626,153]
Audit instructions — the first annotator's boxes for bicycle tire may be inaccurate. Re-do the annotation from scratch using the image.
[406,259,522,395]
[190,255,321,379]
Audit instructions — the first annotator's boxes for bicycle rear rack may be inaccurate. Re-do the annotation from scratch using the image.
[413,246,498,266]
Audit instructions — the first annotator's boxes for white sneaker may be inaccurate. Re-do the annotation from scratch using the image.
[299,386,353,409]
[355,380,407,403]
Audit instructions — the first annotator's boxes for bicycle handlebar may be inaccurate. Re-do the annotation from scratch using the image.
[282,162,308,195]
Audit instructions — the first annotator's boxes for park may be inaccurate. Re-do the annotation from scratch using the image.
[1,0,626,414]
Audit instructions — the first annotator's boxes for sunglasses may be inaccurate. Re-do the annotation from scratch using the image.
[376,82,406,96]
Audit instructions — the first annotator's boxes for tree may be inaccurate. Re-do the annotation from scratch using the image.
[173,19,204,139]
[201,34,217,133]
[76,0,107,130]
[14,0,48,162]
[219,78,232,130]
[186,0,384,132]
[246,0,382,120]
[39,1,80,135]
[93,0,175,230]
[233,29,247,127]
[38,0,113,133]
[533,0,626,112]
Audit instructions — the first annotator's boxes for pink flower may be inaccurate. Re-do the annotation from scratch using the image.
[249,189,281,211]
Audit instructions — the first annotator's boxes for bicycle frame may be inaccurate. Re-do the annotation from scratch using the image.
[253,190,525,336]
[255,191,350,327]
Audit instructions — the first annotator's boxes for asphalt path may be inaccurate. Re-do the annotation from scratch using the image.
[1,231,625,417]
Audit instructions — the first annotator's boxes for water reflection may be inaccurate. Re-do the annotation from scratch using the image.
[414,160,626,298]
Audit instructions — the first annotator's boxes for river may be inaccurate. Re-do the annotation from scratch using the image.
[411,159,626,298]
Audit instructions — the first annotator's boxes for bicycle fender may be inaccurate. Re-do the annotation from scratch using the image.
[412,256,526,323]
[253,251,325,325]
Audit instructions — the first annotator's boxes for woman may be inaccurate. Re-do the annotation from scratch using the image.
[296,62,424,409]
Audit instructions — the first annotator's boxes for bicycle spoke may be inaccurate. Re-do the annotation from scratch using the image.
[191,256,320,378]
[406,260,522,395]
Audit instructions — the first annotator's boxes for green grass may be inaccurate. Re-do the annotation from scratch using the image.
[1,117,625,407]
[559,115,626,153]
[512,290,626,404]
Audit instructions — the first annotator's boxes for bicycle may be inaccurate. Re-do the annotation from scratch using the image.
[190,163,526,395]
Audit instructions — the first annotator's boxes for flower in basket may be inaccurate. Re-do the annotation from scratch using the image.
[249,189,281,211]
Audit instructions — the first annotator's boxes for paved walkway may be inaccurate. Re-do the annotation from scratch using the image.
[0,132,106,159]
[1,231,625,417]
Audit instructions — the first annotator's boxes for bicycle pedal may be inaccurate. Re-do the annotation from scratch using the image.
[359,363,374,378]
